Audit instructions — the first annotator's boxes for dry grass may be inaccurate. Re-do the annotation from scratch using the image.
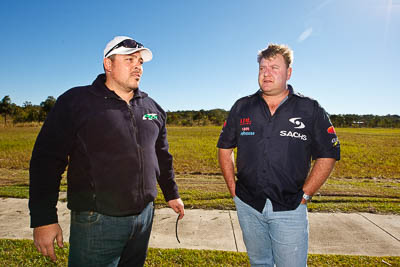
[1,126,400,179]
[0,126,399,213]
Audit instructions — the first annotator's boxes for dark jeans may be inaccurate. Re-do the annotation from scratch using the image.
[68,202,154,267]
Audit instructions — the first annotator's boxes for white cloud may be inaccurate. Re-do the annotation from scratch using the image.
[297,28,313,43]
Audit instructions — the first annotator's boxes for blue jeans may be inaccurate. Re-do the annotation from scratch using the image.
[68,202,154,267]
[234,196,309,267]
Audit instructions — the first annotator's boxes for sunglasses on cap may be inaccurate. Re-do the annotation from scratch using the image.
[104,39,144,58]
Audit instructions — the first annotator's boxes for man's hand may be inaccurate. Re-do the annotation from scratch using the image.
[168,198,185,219]
[33,223,64,262]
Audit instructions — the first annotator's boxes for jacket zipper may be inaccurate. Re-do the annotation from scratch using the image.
[127,103,145,202]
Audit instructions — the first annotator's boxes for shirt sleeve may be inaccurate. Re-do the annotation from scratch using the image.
[217,102,239,149]
[311,102,341,161]
[29,93,74,228]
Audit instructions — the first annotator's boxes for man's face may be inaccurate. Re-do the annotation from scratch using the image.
[258,54,292,96]
[106,52,144,92]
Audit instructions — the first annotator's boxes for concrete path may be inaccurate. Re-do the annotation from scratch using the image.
[0,198,399,256]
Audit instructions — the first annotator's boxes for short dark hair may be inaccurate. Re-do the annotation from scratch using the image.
[257,44,293,68]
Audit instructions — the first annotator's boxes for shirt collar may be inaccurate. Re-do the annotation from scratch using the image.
[257,84,294,98]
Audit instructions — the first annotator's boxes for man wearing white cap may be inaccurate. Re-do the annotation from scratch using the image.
[29,36,184,266]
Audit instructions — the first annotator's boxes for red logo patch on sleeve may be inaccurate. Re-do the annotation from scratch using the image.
[327,126,336,134]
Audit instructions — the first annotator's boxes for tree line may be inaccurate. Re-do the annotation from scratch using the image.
[1,95,399,128]
[330,114,400,128]
[0,95,56,124]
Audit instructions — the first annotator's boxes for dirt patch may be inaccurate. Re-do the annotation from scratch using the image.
[0,168,29,186]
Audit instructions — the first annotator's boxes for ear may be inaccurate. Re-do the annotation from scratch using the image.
[103,58,112,73]
[286,67,292,81]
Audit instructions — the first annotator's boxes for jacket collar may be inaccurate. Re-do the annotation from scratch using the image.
[90,74,148,99]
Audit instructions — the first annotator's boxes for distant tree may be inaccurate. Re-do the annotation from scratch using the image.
[166,109,229,126]
[369,116,379,128]
[40,96,56,121]
[0,95,13,125]
[193,110,207,126]
[378,117,390,128]
[23,101,41,122]
[23,101,32,107]
[166,112,179,125]
[332,115,343,127]
[12,105,28,123]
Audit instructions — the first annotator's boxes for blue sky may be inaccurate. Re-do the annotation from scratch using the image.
[0,0,399,115]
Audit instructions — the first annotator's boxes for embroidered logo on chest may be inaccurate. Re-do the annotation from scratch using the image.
[240,126,255,136]
[143,113,158,120]
[289,117,305,129]
[240,117,252,125]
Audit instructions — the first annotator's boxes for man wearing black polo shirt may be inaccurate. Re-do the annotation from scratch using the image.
[217,44,340,266]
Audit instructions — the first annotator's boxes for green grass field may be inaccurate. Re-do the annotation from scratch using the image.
[1,126,399,213]
[2,126,400,178]
[0,126,399,266]
[1,239,399,267]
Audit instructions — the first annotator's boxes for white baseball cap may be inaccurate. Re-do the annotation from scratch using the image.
[103,36,153,62]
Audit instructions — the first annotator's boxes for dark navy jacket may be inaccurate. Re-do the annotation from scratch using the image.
[29,74,179,227]
[217,85,340,213]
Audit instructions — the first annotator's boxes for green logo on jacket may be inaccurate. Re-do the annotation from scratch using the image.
[143,113,158,120]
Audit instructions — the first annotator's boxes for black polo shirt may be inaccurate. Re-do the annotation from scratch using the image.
[217,85,340,213]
